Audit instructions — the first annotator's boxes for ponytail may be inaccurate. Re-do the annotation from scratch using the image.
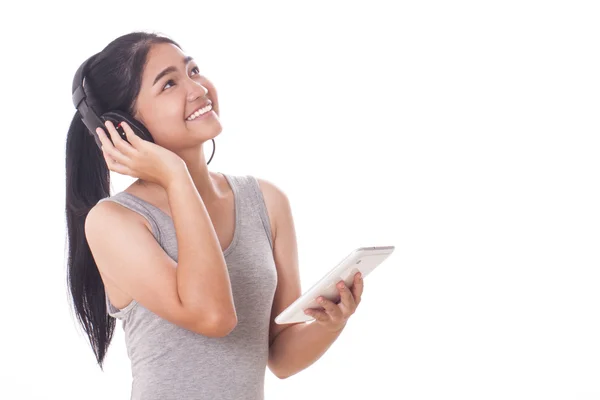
[65,111,113,369]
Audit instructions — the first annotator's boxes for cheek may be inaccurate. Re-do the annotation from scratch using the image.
[141,106,184,142]
[146,102,186,130]
[155,100,184,120]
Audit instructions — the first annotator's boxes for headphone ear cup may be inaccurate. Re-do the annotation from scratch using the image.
[101,110,155,144]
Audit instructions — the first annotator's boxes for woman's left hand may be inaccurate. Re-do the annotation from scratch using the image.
[304,272,364,333]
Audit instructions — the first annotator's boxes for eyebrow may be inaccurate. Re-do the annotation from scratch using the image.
[153,56,194,86]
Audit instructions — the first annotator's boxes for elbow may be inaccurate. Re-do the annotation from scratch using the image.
[274,368,295,380]
[194,312,237,337]
[276,372,291,380]
[214,313,238,337]
[269,358,292,380]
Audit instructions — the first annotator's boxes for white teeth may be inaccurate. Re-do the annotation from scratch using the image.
[186,104,212,121]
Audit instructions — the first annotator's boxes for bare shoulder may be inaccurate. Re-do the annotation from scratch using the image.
[88,193,155,233]
[255,176,288,202]
[254,177,292,243]
[87,199,135,226]
[85,199,151,273]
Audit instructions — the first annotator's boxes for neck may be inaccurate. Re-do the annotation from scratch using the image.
[138,140,221,204]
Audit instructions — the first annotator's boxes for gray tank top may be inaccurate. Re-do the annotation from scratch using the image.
[96,174,278,400]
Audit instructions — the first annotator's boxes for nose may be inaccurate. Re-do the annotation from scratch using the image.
[187,82,209,102]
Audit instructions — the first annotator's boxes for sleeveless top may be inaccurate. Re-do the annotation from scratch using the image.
[96,174,278,400]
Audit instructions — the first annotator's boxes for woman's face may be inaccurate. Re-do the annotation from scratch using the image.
[133,43,222,150]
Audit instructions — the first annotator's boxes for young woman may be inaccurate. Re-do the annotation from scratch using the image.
[65,31,364,399]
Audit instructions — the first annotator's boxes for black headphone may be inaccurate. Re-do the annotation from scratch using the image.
[71,53,215,164]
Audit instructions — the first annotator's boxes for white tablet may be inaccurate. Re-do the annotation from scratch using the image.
[275,246,395,325]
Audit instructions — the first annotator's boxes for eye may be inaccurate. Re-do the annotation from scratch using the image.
[162,67,201,91]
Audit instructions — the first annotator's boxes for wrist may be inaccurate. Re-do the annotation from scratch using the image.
[316,320,347,334]
[165,168,193,192]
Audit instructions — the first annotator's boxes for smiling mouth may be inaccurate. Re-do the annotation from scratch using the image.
[186,103,213,121]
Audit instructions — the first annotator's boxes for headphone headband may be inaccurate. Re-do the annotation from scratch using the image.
[72,55,105,149]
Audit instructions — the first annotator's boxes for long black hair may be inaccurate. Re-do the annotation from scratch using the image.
[65,31,181,370]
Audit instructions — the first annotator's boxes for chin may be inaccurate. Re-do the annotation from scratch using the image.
[186,118,222,142]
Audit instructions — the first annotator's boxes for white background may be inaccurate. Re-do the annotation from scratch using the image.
[1,0,598,399]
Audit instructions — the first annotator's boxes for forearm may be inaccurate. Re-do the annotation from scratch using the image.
[269,320,346,379]
[166,171,236,321]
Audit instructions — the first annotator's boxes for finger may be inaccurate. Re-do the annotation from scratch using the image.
[101,121,132,166]
[336,280,356,314]
[119,121,142,150]
[97,123,119,153]
[351,272,364,305]
[99,146,123,173]
[96,129,121,167]
[104,154,133,175]
[100,121,118,149]
[316,296,344,321]
[99,140,131,175]
[105,120,135,155]
[305,308,328,322]
[95,126,109,149]
[101,143,130,169]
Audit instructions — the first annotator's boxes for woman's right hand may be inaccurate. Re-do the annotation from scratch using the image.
[96,120,187,189]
